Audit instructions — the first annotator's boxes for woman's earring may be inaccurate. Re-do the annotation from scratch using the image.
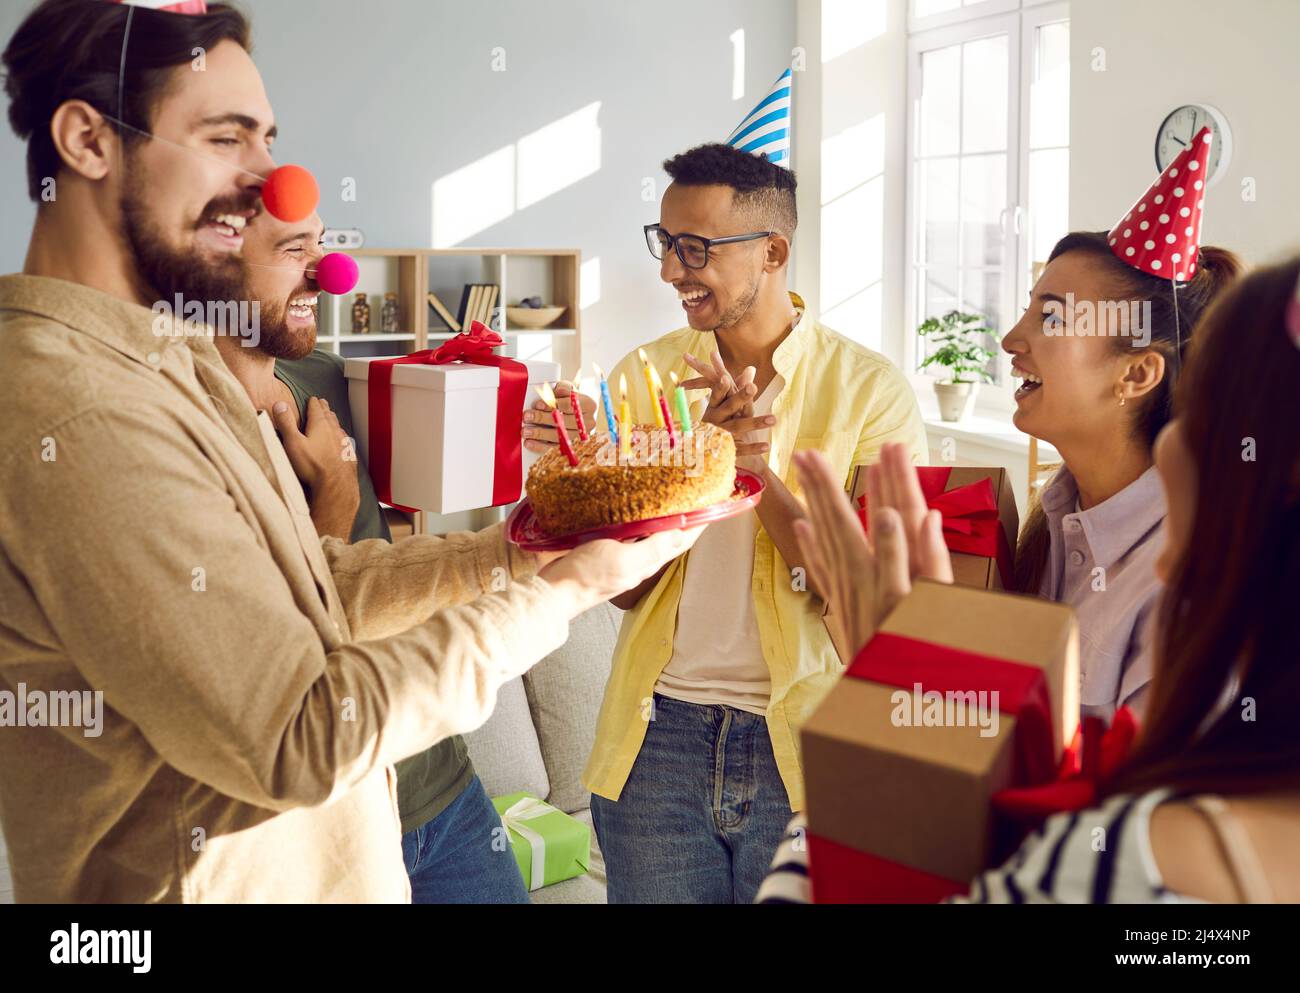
[1119,394,1127,407]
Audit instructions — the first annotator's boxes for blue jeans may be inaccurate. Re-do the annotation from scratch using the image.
[400,775,529,904]
[590,694,794,904]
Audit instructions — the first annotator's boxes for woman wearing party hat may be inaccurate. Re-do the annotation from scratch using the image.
[1002,127,1240,721]
[762,252,1300,904]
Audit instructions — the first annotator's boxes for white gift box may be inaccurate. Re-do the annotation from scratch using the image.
[345,355,560,514]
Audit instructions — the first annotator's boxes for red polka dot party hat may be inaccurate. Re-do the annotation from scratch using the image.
[1108,126,1213,283]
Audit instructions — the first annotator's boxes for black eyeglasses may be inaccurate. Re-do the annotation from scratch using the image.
[644,224,773,270]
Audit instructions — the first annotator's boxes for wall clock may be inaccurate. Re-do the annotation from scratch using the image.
[1155,103,1232,185]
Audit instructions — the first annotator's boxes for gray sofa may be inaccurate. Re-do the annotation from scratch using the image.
[462,601,622,904]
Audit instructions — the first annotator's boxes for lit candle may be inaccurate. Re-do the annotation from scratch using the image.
[638,347,666,428]
[568,366,589,441]
[618,373,632,462]
[670,370,693,438]
[593,362,619,448]
[653,366,677,450]
[538,382,578,467]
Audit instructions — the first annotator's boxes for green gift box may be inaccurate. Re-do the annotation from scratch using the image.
[491,791,590,891]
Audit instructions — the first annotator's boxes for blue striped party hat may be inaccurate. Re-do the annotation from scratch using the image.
[725,68,792,167]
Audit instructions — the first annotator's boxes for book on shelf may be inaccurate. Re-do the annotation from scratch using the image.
[481,284,499,329]
[454,284,474,329]
[427,291,461,332]
[453,282,500,330]
[466,284,482,328]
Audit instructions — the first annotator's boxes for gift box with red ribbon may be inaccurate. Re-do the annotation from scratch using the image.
[344,322,560,514]
[826,465,1019,663]
[850,464,1018,589]
[801,580,1080,903]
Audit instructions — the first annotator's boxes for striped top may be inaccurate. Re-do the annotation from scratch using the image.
[757,791,1211,905]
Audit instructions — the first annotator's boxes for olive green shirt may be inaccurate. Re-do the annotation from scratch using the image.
[274,349,474,832]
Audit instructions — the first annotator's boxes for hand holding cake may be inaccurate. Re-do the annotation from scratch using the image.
[537,526,706,616]
[522,380,598,454]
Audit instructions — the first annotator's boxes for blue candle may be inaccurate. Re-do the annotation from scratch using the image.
[593,362,619,447]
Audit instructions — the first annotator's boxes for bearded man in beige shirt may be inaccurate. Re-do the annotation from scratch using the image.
[0,0,695,902]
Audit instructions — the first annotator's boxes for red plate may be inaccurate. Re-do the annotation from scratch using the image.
[508,469,766,551]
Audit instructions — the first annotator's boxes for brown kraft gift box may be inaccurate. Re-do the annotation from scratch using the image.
[802,580,1080,902]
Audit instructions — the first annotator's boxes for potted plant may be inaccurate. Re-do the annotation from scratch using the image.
[917,310,996,422]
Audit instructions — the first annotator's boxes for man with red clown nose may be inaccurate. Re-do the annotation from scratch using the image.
[0,0,697,903]
[224,205,535,903]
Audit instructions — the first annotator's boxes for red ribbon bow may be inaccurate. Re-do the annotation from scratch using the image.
[857,466,1014,587]
[366,321,528,511]
[991,706,1140,827]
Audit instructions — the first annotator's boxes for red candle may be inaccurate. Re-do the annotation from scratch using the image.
[657,393,677,450]
[539,383,579,466]
[550,406,579,465]
[569,388,589,441]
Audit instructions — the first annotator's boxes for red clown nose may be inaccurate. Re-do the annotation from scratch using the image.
[315,253,359,295]
[261,164,319,223]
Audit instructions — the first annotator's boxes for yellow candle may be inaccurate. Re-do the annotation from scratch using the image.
[638,347,666,428]
[618,373,632,461]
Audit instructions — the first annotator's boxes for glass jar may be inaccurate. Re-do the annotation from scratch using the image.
[380,292,399,334]
[350,293,370,335]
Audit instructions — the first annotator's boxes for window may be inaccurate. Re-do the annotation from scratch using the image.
[904,1,1069,414]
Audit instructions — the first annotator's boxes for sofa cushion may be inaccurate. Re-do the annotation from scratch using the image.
[522,601,620,814]
[461,675,549,802]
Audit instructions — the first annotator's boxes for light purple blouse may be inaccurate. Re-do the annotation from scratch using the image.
[1037,465,1166,721]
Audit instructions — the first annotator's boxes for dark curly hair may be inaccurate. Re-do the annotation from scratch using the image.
[662,142,798,238]
[3,0,251,202]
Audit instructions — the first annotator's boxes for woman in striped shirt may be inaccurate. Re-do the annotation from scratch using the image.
[766,258,1300,904]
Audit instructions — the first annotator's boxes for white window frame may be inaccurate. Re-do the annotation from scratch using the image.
[902,0,1069,418]
[909,0,1062,33]
[908,0,1020,34]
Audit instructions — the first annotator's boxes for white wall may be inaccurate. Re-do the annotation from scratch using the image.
[794,0,909,355]
[0,0,796,372]
[1069,0,1300,265]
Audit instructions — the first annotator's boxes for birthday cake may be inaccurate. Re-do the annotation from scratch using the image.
[526,423,737,536]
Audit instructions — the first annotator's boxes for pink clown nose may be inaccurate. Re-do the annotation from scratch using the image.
[261,164,319,223]
[315,252,359,295]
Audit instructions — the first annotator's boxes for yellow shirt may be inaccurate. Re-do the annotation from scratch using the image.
[583,293,928,809]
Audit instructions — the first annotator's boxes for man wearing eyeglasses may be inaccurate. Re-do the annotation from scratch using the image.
[525,143,927,903]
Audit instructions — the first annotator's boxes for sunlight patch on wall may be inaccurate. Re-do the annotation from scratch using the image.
[431,102,603,246]
[730,29,746,100]
[822,113,885,204]
[517,102,602,211]
[822,0,887,64]
[580,256,601,311]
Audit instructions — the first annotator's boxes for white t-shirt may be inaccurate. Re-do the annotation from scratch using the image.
[654,375,783,716]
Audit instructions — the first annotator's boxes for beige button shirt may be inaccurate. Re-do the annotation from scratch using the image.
[0,274,568,902]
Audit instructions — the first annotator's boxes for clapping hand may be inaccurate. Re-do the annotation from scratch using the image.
[792,442,953,658]
[681,350,774,463]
